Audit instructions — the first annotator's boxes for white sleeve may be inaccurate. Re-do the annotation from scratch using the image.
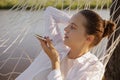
[43,7,71,80]
[44,6,70,46]
[47,69,62,80]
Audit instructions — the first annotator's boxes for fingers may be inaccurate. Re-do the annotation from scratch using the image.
[45,36,54,49]
[36,37,46,46]
[35,36,49,50]
[35,35,59,62]
[35,35,54,51]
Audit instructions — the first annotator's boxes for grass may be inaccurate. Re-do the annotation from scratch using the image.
[0,0,17,9]
[0,0,112,10]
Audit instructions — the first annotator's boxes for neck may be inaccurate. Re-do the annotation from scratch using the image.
[68,46,89,59]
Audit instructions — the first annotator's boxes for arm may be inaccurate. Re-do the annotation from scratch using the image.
[47,69,62,80]
[44,6,70,46]
[44,6,70,24]
[44,6,71,62]
[37,35,63,80]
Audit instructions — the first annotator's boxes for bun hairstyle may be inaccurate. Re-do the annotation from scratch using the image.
[79,10,116,47]
[102,20,116,38]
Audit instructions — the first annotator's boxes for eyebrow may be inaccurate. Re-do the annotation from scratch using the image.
[71,23,78,28]
[68,21,79,28]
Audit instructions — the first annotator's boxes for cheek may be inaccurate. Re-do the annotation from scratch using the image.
[69,31,86,43]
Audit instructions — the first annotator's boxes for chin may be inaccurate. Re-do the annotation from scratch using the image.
[63,39,71,47]
[64,38,68,44]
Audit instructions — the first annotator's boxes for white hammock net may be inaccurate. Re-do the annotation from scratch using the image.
[0,0,119,80]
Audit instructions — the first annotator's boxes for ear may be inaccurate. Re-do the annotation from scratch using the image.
[86,35,95,43]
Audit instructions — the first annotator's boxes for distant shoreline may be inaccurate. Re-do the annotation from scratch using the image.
[0,5,111,10]
[0,0,112,10]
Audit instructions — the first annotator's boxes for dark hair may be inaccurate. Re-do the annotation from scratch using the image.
[79,10,116,47]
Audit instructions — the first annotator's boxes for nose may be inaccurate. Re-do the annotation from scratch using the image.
[64,25,69,32]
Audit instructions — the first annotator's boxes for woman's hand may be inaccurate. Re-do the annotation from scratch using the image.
[36,36,60,69]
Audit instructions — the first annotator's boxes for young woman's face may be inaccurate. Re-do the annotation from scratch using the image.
[64,13,89,48]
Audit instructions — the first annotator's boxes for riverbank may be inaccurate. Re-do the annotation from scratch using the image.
[0,0,112,10]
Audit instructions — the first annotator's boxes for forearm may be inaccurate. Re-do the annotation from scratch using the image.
[44,6,67,45]
[45,6,70,24]
[48,58,62,80]
[52,61,60,70]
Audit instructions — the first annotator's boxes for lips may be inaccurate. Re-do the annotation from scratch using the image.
[64,34,69,38]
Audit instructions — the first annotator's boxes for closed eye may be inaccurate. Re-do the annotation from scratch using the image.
[71,25,75,29]
[70,24,77,29]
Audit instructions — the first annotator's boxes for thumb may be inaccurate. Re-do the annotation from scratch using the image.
[46,37,54,49]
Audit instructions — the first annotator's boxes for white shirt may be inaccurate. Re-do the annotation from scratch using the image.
[15,6,104,80]
[60,56,74,78]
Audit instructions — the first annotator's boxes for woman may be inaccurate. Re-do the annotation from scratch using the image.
[16,6,115,80]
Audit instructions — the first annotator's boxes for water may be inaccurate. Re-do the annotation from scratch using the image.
[0,10,110,80]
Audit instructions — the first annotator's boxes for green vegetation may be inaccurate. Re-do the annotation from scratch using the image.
[0,0,112,10]
[0,0,17,9]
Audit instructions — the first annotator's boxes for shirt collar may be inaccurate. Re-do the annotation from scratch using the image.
[74,51,93,64]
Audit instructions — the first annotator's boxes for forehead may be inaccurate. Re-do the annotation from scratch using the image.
[69,13,87,27]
